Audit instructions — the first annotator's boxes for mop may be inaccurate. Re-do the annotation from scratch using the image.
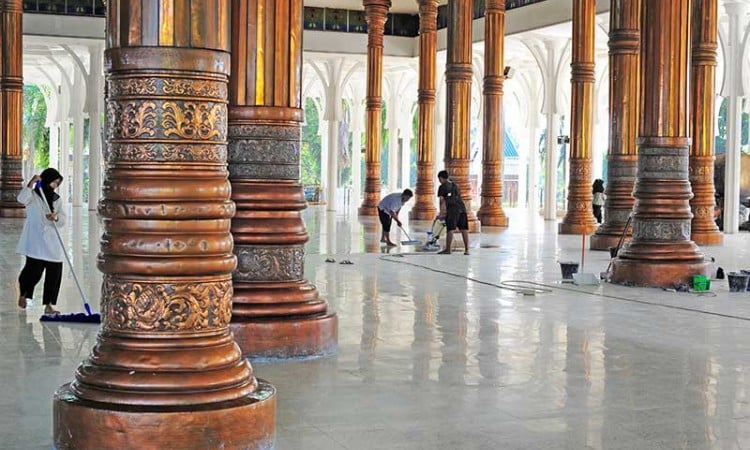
[398,224,421,245]
[572,232,600,285]
[34,193,101,323]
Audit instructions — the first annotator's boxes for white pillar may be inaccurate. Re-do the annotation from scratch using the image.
[527,115,540,213]
[434,83,447,207]
[542,40,560,221]
[87,44,104,211]
[387,94,400,192]
[326,117,339,211]
[49,124,60,170]
[401,107,414,189]
[59,121,70,205]
[722,2,749,234]
[350,98,365,209]
[71,70,85,208]
[318,104,328,203]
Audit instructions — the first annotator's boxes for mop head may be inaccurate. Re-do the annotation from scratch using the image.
[40,312,101,324]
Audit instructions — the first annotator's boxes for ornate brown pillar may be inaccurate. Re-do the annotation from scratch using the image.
[359,0,390,216]
[689,0,723,245]
[559,0,598,234]
[590,0,641,250]
[612,0,709,288]
[53,2,276,448]
[228,0,337,358]
[0,0,24,217]
[410,0,439,221]
[444,0,479,232]
[477,0,509,227]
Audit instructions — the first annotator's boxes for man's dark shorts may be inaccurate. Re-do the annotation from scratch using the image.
[446,212,468,231]
[378,208,393,232]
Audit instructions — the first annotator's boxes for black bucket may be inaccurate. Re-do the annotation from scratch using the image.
[742,270,750,292]
[559,261,580,280]
[727,272,750,293]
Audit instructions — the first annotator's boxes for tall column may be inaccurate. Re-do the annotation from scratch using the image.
[411,0,438,220]
[72,70,84,208]
[542,40,560,221]
[722,2,748,234]
[0,0,24,217]
[477,0,509,227]
[88,43,104,210]
[401,110,413,189]
[444,0,479,232]
[359,0,391,215]
[387,91,400,191]
[612,0,708,288]
[53,1,276,448]
[325,86,341,211]
[228,0,337,358]
[559,0,598,234]
[59,120,70,204]
[49,123,60,169]
[590,0,641,250]
[689,0,722,245]
[350,96,364,207]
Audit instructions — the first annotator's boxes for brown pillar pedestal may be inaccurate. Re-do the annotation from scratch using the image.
[53,2,275,449]
[444,0,479,232]
[0,0,24,218]
[410,0,439,222]
[612,0,708,289]
[477,0,509,227]
[359,0,391,216]
[689,0,723,246]
[559,0,598,235]
[228,0,337,359]
[590,0,641,250]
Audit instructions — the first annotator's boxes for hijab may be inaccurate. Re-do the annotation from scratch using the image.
[35,168,63,213]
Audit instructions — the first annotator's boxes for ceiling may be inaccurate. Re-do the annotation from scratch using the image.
[304,0,448,14]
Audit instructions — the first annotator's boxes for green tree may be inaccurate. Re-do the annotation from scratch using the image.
[301,98,322,186]
[23,84,50,170]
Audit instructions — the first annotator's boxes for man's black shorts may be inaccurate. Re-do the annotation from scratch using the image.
[446,212,468,231]
[378,208,393,232]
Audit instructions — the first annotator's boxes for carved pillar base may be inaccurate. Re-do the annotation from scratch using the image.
[54,380,275,450]
[231,280,338,359]
[446,160,480,232]
[410,163,437,220]
[229,121,338,359]
[0,157,25,217]
[689,155,722,245]
[590,156,637,250]
[559,159,598,235]
[359,168,382,216]
[611,146,708,288]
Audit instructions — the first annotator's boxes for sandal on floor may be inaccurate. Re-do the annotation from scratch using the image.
[325,258,336,263]
[339,260,354,265]
[437,250,451,255]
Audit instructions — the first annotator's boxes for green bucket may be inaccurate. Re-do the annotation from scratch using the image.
[692,275,711,292]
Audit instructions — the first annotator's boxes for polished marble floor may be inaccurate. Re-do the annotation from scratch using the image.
[2,204,750,449]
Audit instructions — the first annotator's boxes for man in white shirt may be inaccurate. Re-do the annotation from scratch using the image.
[377,189,413,246]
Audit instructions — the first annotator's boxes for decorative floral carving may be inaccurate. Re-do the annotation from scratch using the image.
[109,78,158,96]
[633,220,690,241]
[163,102,225,140]
[163,78,227,99]
[108,143,226,163]
[234,246,304,282]
[101,277,233,332]
[108,101,158,139]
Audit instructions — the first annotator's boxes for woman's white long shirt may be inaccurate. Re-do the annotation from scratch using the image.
[15,186,66,263]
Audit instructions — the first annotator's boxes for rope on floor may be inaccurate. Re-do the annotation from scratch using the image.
[378,255,750,323]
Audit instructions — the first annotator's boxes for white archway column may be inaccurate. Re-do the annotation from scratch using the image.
[542,40,563,221]
[386,91,400,192]
[318,105,329,204]
[722,2,749,233]
[349,97,365,208]
[87,43,104,210]
[71,70,85,208]
[401,108,414,190]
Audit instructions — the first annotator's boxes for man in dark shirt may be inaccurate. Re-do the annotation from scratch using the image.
[436,170,469,255]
